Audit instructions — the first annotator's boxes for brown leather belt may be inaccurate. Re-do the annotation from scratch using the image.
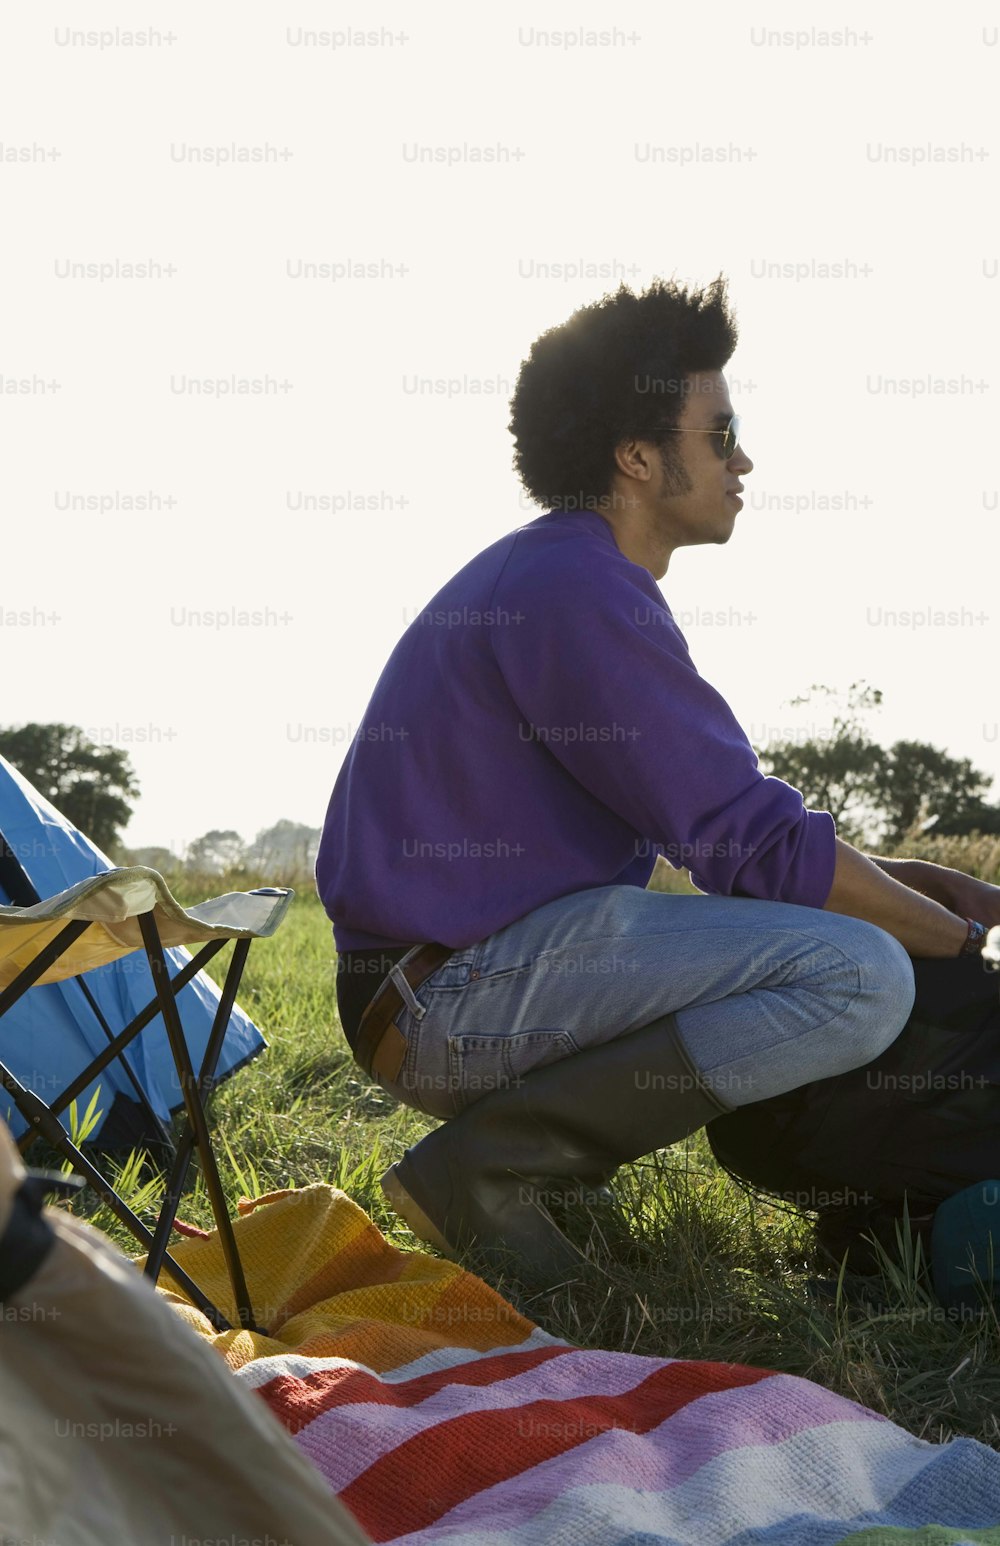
[354,942,456,1081]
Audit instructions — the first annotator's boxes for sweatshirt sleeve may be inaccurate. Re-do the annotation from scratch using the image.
[489,548,837,908]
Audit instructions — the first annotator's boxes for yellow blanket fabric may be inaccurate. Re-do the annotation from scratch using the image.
[154,1182,538,1369]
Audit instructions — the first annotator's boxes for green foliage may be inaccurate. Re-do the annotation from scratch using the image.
[880,740,994,846]
[126,845,182,873]
[246,819,320,879]
[885,832,1000,883]
[926,801,1000,840]
[760,682,887,845]
[0,722,139,854]
[758,683,1000,847]
[63,1085,105,1163]
[165,822,321,884]
[185,829,247,873]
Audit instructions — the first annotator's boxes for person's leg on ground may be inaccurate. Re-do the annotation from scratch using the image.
[374,885,916,1282]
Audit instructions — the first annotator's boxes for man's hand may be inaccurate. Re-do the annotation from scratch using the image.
[868,855,1000,927]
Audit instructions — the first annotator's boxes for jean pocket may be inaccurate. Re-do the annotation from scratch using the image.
[447,1029,580,1112]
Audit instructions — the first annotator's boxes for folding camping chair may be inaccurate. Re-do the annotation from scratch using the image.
[0,866,292,1334]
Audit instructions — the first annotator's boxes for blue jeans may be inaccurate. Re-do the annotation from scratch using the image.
[376,884,917,1121]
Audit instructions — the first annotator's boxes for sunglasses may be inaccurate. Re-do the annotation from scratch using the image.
[662,414,742,460]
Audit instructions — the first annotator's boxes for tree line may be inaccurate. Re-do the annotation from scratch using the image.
[756,682,1000,847]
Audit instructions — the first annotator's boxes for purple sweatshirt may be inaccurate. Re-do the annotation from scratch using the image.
[316,509,837,951]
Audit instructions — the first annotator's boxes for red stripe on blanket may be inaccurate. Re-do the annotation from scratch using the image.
[340,1360,777,1541]
[261,1343,570,1433]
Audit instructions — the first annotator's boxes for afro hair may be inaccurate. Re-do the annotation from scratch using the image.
[508,273,739,511]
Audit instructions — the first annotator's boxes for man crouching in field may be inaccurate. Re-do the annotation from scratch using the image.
[315,274,998,1287]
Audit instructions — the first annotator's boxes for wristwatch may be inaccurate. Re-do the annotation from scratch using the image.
[960,917,988,956]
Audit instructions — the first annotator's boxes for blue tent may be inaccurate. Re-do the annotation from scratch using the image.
[0,754,265,1146]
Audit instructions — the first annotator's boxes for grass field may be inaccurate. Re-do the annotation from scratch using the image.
[56,836,1000,1452]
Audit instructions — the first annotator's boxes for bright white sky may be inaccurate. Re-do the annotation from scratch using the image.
[4,6,998,854]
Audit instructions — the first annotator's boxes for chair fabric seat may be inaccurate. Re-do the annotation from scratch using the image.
[0,866,291,988]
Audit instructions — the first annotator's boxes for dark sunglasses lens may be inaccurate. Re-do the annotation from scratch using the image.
[722,417,741,457]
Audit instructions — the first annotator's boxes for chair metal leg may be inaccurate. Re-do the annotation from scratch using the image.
[0,1059,233,1332]
[143,940,253,1301]
[72,975,174,1150]
[139,914,258,1331]
[0,920,92,1017]
[42,940,229,1127]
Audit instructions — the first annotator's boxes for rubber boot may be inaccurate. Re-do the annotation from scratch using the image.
[380,1011,734,1288]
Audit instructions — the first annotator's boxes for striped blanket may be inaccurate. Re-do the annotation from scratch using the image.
[161,1185,1000,1545]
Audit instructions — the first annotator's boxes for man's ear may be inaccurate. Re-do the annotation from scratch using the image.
[613,439,655,483]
